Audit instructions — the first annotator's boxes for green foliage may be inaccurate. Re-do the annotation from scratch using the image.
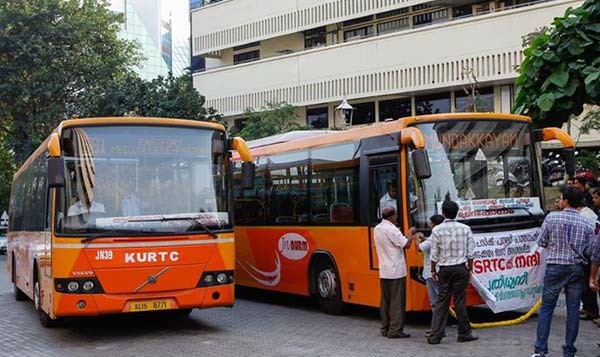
[576,149,600,178]
[514,0,600,127]
[0,0,140,164]
[0,132,16,214]
[236,101,302,141]
[73,71,212,120]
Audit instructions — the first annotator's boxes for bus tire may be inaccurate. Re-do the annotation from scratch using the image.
[313,261,346,315]
[12,255,27,301]
[34,266,58,328]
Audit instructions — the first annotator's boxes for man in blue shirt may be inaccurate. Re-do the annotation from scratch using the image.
[531,186,595,357]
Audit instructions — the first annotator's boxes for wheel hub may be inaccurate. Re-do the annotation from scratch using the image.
[34,282,40,311]
[317,269,337,299]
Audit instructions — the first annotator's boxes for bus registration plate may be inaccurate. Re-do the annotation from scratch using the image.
[129,299,172,312]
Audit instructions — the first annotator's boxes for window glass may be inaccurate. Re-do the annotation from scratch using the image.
[352,102,376,125]
[455,87,494,112]
[369,158,398,225]
[233,50,260,65]
[234,156,268,225]
[267,151,310,225]
[56,126,230,235]
[415,93,450,115]
[311,143,360,225]
[307,107,329,129]
[379,98,411,121]
[343,26,373,41]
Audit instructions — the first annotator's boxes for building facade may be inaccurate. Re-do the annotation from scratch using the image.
[190,0,593,142]
[111,0,191,80]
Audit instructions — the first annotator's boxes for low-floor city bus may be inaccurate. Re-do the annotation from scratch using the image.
[232,113,574,314]
[8,117,254,326]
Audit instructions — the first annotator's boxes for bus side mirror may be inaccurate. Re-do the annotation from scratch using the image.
[48,157,65,188]
[412,149,431,179]
[241,162,255,189]
[564,148,575,177]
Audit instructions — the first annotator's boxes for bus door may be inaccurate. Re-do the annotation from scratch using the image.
[43,185,52,278]
[366,154,399,271]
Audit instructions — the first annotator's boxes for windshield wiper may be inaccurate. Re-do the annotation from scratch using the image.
[127,216,218,238]
[81,229,160,244]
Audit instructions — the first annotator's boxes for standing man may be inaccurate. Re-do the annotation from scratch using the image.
[374,207,413,339]
[427,200,478,345]
[531,186,595,357]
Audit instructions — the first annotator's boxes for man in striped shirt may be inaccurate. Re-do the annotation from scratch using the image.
[531,186,595,357]
[427,200,478,344]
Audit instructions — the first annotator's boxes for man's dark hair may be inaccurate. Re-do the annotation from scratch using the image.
[559,186,584,208]
[429,214,444,226]
[593,187,600,196]
[387,180,397,188]
[381,207,396,219]
[575,177,587,186]
[442,200,459,219]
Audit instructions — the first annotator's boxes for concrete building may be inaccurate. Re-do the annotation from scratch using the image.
[190,0,597,150]
[110,0,190,80]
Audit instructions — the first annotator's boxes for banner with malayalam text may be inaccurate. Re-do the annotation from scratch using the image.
[470,227,544,313]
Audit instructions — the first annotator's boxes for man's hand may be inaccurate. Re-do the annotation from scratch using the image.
[431,271,439,281]
[590,278,600,292]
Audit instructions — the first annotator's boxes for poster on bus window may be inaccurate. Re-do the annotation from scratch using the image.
[470,227,544,313]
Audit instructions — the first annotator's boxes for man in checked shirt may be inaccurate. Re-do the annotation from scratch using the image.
[531,186,595,357]
[427,200,478,345]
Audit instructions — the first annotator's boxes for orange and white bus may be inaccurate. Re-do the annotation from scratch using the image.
[8,117,253,326]
[233,113,574,314]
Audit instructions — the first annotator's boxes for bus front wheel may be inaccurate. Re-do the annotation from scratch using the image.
[12,256,27,301]
[314,263,346,315]
[34,268,58,328]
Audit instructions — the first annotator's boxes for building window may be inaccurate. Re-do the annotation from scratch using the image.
[377,18,409,34]
[453,4,473,18]
[307,107,329,128]
[379,98,411,121]
[352,102,376,125]
[233,41,260,51]
[190,55,206,73]
[343,26,373,41]
[305,27,327,49]
[376,8,409,20]
[233,50,260,65]
[455,87,495,112]
[343,16,373,27]
[431,9,449,23]
[413,12,432,26]
[415,93,450,115]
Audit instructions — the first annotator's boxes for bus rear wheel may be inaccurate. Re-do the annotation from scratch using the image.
[12,256,27,301]
[314,264,346,315]
[34,270,58,328]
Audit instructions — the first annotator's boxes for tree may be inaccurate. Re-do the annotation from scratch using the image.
[236,101,305,141]
[0,0,140,165]
[0,132,15,214]
[513,0,600,127]
[73,71,213,120]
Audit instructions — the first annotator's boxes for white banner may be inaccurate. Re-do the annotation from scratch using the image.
[470,227,545,313]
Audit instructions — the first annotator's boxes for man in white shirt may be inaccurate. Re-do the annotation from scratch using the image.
[428,200,478,345]
[379,180,398,217]
[374,206,414,339]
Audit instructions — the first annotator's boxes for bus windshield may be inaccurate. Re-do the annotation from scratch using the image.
[56,125,230,236]
[408,120,543,229]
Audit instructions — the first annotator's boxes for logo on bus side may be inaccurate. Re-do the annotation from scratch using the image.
[277,233,309,260]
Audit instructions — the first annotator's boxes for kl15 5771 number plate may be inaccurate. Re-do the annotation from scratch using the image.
[128,299,172,312]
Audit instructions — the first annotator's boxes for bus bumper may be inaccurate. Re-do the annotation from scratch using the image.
[53,284,234,317]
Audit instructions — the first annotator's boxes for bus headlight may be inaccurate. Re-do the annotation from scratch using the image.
[82,280,95,292]
[67,281,80,292]
[203,274,215,285]
[216,273,227,284]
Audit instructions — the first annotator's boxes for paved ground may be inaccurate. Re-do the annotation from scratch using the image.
[0,254,598,356]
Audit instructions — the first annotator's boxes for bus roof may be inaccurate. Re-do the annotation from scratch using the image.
[241,113,531,159]
[246,130,332,149]
[14,117,224,179]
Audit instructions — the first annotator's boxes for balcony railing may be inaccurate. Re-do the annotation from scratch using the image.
[194,0,558,72]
